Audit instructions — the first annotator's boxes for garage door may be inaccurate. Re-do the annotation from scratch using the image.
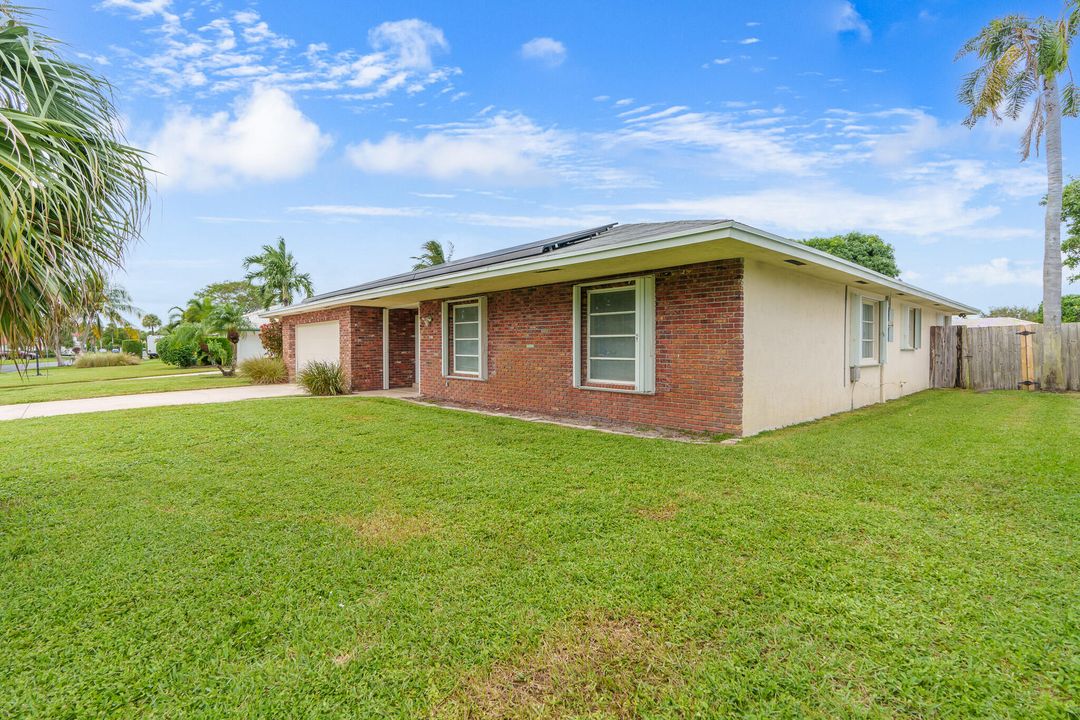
[295,321,340,372]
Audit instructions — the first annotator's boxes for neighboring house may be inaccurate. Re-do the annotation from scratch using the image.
[236,311,267,363]
[954,316,1036,327]
[264,221,977,436]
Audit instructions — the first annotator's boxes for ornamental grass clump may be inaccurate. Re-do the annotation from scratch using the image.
[297,361,345,396]
[239,357,287,385]
[74,352,140,368]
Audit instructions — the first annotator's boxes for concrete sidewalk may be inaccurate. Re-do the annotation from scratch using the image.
[0,384,306,421]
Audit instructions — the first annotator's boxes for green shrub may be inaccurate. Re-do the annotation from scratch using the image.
[298,361,346,396]
[156,335,197,367]
[74,352,140,368]
[120,339,143,356]
[239,357,287,384]
[204,337,232,368]
[259,320,283,358]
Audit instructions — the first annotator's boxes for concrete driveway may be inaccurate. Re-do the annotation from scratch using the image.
[0,384,306,421]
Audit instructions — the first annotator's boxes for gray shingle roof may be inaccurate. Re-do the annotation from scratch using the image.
[300,220,727,306]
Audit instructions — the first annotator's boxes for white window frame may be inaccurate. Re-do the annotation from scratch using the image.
[441,296,487,380]
[901,304,922,351]
[860,299,879,365]
[585,286,638,386]
[572,276,655,394]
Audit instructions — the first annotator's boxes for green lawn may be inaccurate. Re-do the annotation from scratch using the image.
[0,359,204,387]
[0,360,251,405]
[0,391,1076,717]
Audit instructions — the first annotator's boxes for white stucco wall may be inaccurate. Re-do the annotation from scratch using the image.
[742,260,943,436]
[236,331,265,363]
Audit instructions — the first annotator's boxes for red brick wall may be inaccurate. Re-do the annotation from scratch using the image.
[350,307,384,391]
[281,306,384,391]
[417,259,744,434]
[388,309,417,388]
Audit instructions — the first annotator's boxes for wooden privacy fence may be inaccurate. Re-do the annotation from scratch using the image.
[930,323,1080,391]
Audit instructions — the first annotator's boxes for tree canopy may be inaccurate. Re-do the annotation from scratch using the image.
[1058,177,1080,282]
[985,305,1041,322]
[1038,295,1080,323]
[800,232,901,278]
[196,280,262,313]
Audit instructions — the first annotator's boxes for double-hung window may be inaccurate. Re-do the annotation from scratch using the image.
[860,300,879,363]
[573,276,655,393]
[901,305,922,350]
[587,287,637,384]
[453,303,480,374]
[441,297,487,379]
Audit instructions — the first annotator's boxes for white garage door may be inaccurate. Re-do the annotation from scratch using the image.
[295,321,340,372]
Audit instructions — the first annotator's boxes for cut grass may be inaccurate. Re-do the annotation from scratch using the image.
[0,390,1076,717]
[0,359,208,388]
[0,372,251,405]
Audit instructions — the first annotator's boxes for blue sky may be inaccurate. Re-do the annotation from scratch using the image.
[49,0,1078,318]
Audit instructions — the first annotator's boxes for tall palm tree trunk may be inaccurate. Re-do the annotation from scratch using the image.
[1043,74,1065,391]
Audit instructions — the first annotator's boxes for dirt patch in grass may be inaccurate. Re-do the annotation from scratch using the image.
[407,398,718,443]
[436,612,674,718]
[336,510,438,545]
[635,502,678,521]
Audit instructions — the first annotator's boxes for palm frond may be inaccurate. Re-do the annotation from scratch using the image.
[0,8,150,350]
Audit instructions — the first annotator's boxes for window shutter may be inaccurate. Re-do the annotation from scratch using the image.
[478,296,489,380]
[914,308,922,350]
[571,284,582,388]
[879,297,889,364]
[848,291,861,370]
[901,306,910,349]
[440,300,449,377]
[638,276,656,393]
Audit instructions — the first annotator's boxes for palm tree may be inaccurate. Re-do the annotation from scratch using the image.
[243,238,314,309]
[80,278,140,351]
[957,7,1079,390]
[169,296,215,326]
[141,313,162,336]
[411,240,454,270]
[204,303,253,376]
[0,6,150,354]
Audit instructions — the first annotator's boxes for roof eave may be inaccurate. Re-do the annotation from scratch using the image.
[262,220,978,318]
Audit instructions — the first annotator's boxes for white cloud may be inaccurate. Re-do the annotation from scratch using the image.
[712,58,732,65]
[452,212,610,229]
[288,205,609,230]
[289,205,426,217]
[233,10,294,49]
[869,110,952,164]
[521,37,567,67]
[98,0,171,17]
[834,1,871,41]
[945,258,1042,286]
[346,112,571,181]
[594,182,999,238]
[609,108,825,176]
[368,19,448,70]
[738,37,760,45]
[103,9,458,100]
[148,85,331,189]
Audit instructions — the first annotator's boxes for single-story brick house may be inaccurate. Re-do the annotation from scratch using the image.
[265,221,977,436]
